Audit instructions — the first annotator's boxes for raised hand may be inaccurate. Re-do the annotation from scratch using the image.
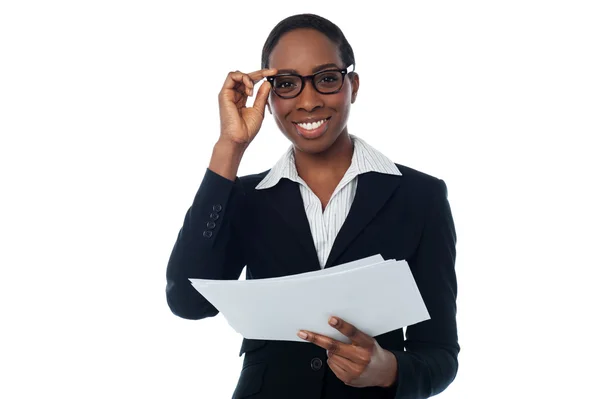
[218,68,278,146]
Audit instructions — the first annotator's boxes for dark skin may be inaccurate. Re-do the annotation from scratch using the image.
[266,28,359,210]
[298,316,398,388]
[264,29,398,388]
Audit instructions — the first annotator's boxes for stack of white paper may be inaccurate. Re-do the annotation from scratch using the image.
[189,255,429,343]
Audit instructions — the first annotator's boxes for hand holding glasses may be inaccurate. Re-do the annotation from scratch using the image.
[216,64,355,150]
[218,68,278,147]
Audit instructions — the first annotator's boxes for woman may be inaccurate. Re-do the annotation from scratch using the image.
[166,13,459,399]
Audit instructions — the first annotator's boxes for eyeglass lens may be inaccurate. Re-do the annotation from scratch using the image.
[273,70,343,97]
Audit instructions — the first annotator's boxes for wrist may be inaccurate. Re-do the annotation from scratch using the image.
[380,350,398,388]
[215,137,249,153]
[209,139,247,181]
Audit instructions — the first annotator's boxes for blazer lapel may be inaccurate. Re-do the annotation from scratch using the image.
[325,172,402,268]
[261,179,321,273]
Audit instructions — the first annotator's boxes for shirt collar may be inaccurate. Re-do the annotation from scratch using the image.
[255,134,401,190]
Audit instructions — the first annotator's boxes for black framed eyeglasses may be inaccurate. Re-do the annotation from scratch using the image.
[266,64,355,99]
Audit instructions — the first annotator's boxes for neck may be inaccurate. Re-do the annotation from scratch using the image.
[294,131,354,183]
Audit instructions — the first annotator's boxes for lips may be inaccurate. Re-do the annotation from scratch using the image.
[293,117,331,139]
[292,116,331,125]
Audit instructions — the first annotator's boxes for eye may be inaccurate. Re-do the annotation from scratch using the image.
[319,75,339,83]
[274,76,299,89]
[276,80,296,89]
[316,71,341,85]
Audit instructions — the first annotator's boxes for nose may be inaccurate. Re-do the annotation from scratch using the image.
[295,77,324,113]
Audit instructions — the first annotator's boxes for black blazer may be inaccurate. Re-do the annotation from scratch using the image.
[166,164,459,399]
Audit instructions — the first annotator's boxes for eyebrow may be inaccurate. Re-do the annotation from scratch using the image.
[276,63,341,74]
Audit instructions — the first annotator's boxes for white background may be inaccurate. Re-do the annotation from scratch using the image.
[1,1,599,398]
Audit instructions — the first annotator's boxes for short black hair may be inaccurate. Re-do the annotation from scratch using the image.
[261,13,355,71]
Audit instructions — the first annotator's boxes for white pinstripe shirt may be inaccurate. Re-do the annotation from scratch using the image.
[255,135,402,268]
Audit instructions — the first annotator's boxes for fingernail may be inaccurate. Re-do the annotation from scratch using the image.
[329,317,338,326]
[297,331,308,340]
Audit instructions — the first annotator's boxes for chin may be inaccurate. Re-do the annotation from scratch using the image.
[290,130,342,155]
[275,116,345,154]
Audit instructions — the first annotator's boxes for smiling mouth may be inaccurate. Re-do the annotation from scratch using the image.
[292,117,332,139]
[292,117,331,130]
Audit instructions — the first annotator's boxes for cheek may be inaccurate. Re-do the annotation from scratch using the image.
[270,97,289,117]
[269,99,290,132]
[328,84,353,108]
[340,85,354,106]
[328,92,352,117]
[270,100,295,131]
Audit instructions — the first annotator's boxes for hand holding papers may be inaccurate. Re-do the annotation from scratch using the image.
[189,255,430,343]
[297,316,401,388]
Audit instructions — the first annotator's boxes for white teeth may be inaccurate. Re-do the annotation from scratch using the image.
[297,119,327,130]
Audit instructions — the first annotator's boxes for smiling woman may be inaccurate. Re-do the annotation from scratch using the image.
[165,13,459,399]
[263,26,358,161]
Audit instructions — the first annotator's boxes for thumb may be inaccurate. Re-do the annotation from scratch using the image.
[252,80,272,116]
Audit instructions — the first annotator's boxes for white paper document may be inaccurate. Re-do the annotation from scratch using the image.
[189,255,430,343]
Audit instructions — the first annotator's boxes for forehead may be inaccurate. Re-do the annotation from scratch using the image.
[269,28,342,73]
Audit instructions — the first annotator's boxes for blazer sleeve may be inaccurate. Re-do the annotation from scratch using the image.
[390,178,459,399]
[165,168,247,320]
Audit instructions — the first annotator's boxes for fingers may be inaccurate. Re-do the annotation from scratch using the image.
[328,352,362,375]
[222,68,278,92]
[300,331,343,354]
[327,359,351,383]
[251,80,272,115]
[219,69,278,109]
[247,68,278,83]
[242,74,253,96]
[327,354,360,378]
[297,330,371,365]
[328,317,374,348]
[327,358,361,387]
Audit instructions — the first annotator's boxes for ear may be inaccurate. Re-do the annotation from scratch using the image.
[350,72,360,104]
